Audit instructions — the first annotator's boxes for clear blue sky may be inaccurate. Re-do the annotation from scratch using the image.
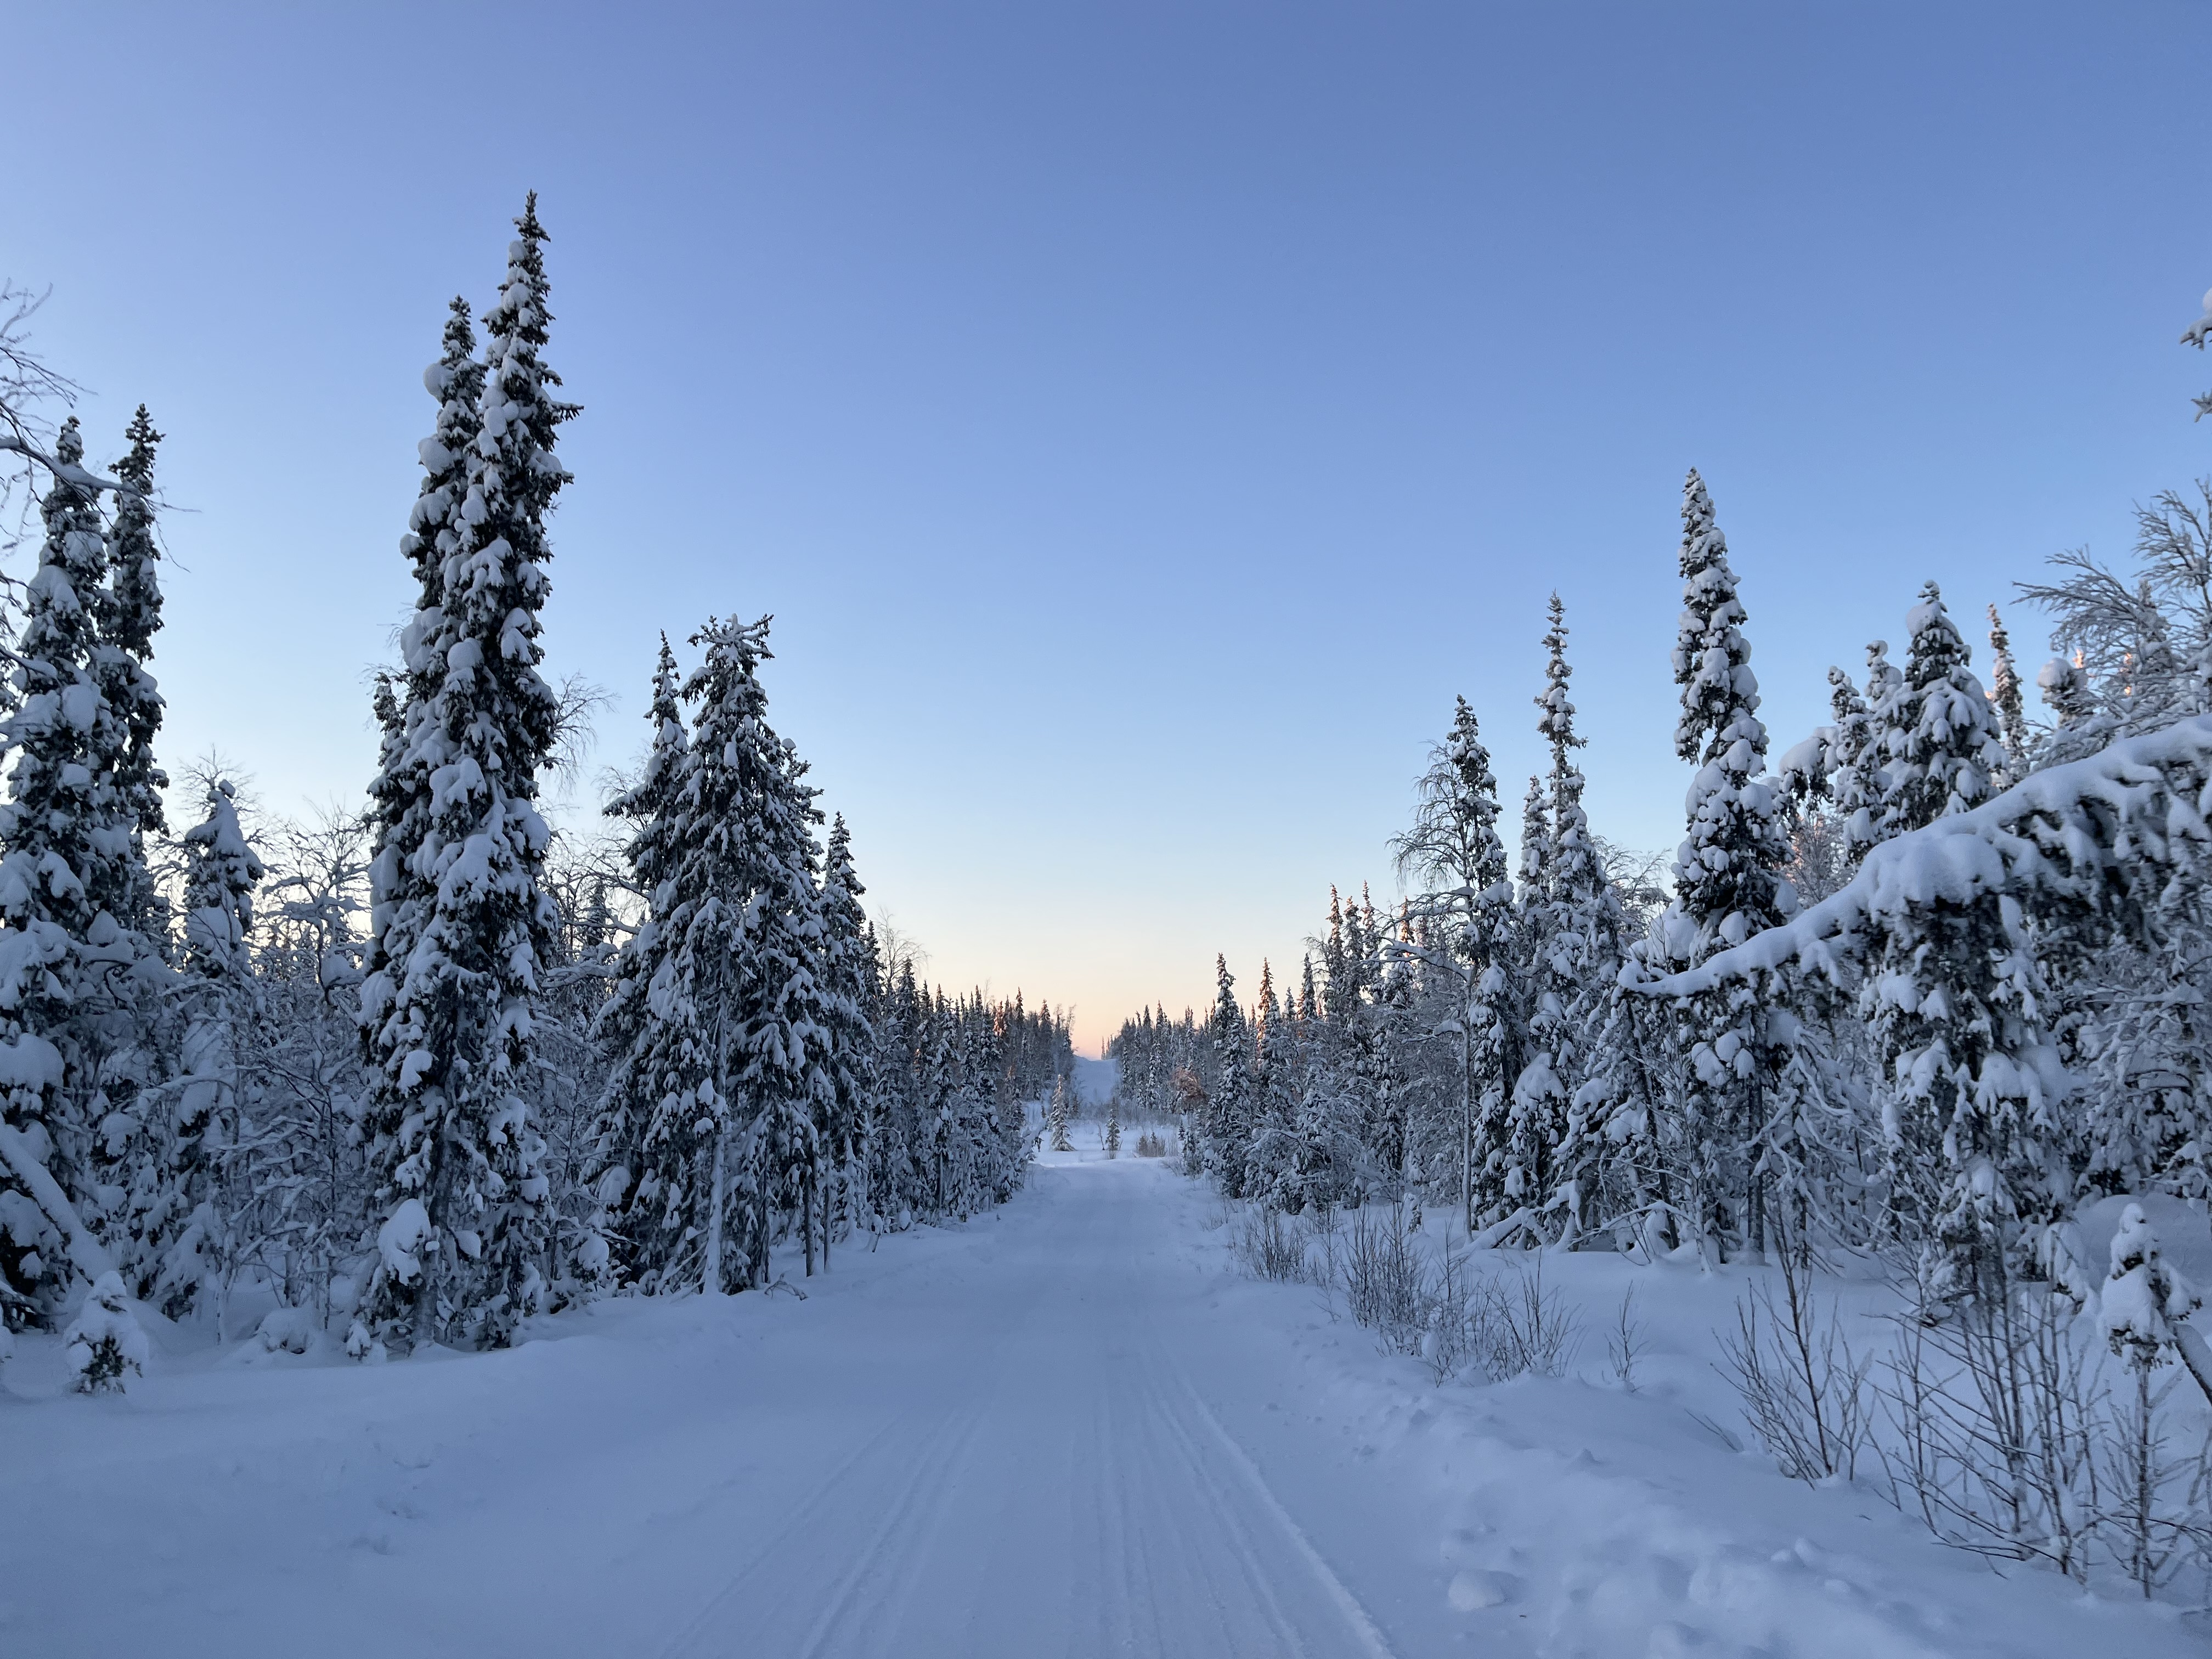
[9,4,2210,1049]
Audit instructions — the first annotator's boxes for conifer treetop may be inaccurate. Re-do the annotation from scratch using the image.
[1672,468,1764,771]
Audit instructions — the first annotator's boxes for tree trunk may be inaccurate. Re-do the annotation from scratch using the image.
[1460,998,1476,1238]
[753,1141,771,1287]
[703,1127,725,1294]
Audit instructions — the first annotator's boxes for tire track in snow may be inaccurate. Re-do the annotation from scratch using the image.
[653,1394,978,1659]
[1146,1329,1402,1659]
[781,1402,994,1659]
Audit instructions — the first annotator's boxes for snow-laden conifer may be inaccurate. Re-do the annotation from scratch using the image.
[816,814,872,1254]
[1046,1073,1073,1152]
[1511,595,1620,1242]
[155,778,265,1319]
[1243,961,1301,1207]
[1390,697,1520,1233]
[1879,583,2004,836]
[97,407,167,941]
[710,671,838,1284]
[0,416,139,1323]
[1205,956,1252,1195]
[63,1269,147,1392]
[1985,603,2032,784]
[1838,640,1904,862]
[359,199,573,1351]
[598,617,837,1290]
[1649,470,1791,1259]
[583,636,695,1290]
[1659,471,1790,967]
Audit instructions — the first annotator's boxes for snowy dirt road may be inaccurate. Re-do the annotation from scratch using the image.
[8,1145,2208,1657]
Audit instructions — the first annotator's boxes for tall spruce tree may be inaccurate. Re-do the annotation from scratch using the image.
[584,637,701,1291]
[1985,602,2032,784]
[1515,595,1618,1241]
[359,199,573,1352]
[730,717,837,1283]
[1206,955,1251,1195]
[602,617,837,1290]
[0,417,129,1323]
[816,814,872,1257]
[164,778,265,1321]
[1654,469,1790,1258]
[98,408,167,943]
[1389,697,1517,1232]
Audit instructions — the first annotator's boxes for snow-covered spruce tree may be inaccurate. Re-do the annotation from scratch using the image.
[1985,603,2032,784]
[870,953,924,1221]
[738,725,838,1282]
[1879,583,2004,837]
[0,416,151,1325]
[99,409,204,1304]
[96,407,167,942]
[1283,963,1347,1210]
[1839,639,1905,862]
[1242,962,1296,1205]
[1851,589,2018,1276]
[63,1269,148,1393]
[1864,851,2068,1307]
[1046,1073,1073,1152]
[364,297,483,972]
[1389,697,1519,1233]
[1205,956,1252,1195]
[358,200,573,1353]
[1650,469,1792,1259]
[660,617,836,1288]
[583,636,698,1291]
[815,813,872,1260]
[1511,595,1622,1243]
[158,778,265,1324]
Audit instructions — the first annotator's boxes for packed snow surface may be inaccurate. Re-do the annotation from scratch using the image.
[4,1132,2204,1656]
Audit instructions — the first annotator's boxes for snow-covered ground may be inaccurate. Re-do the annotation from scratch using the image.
[3,1124,2204,1657]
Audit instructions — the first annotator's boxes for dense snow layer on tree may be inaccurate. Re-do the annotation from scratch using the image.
[1,1129,2197,1656]
[1628,712,2212,999]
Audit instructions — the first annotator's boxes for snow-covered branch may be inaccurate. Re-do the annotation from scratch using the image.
[0,433,131,496]
[1626,715,2212,998]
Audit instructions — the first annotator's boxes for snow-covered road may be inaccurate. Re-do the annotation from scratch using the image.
[7,1143,2207,1656]
[3,1152,1449,1658]
[648,1155,1403,1659]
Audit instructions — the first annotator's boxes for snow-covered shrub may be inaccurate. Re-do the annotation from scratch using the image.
[255,1306,319,1356]
[1340,1207,1431,1355]
[1488,1256,1582,1379]
[1420,1245,1502,1384]
[1717,1248,1872,1483]
[64,1272,148,1394]
[2096,1206,2211,1596]
[1230,1206,1307,1283]
[1875,1283,2107,1579]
